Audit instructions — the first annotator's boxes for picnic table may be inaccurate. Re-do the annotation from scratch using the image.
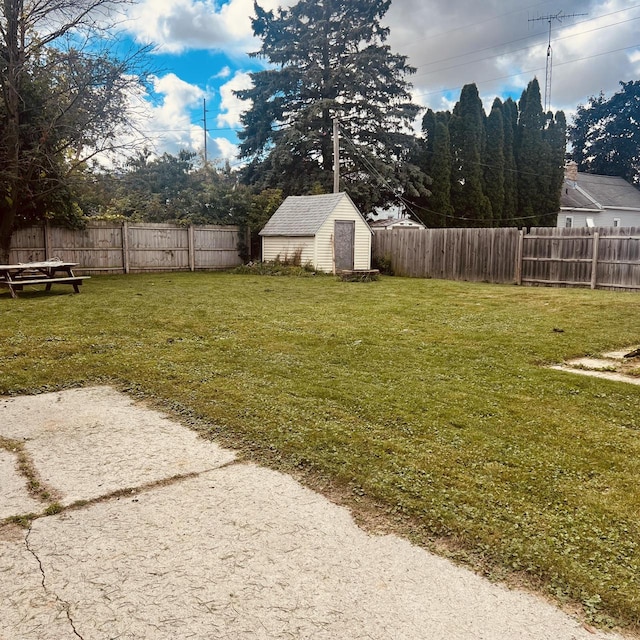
[0,260,90,298]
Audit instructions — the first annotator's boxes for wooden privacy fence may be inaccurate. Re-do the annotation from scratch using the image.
[9,222,244,274]
[373,227,520,284]
[372,226,640,292]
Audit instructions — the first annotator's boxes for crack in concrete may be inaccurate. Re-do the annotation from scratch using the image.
[25,525,85,640]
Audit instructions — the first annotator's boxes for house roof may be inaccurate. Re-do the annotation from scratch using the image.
[259,192,369,236]
[561,173,640,210]
[370,217,425,229]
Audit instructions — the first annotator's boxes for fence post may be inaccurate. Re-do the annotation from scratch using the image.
[590,231,600,290]
[44,222,52,260]
[188,225,195,271]
[515,229,524,285]
[122,220,130,274]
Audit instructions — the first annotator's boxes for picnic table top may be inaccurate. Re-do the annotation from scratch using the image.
[0,261,77,271]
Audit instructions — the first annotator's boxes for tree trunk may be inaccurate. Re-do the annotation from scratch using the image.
[1,0,25,264]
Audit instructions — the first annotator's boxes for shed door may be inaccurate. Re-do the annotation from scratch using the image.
[334,220,355,271]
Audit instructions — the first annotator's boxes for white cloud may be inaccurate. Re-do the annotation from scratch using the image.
[212,137,239,160]
[117,73,207,159]
[126,0,296,53]
[217,71,253,128]
[215,66,232,79]
[386,0,640,116]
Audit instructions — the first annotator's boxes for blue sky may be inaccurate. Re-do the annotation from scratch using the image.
[117,0,640,165]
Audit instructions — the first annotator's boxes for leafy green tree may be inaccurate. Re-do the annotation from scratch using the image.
[0,0,148,263]
[569,80,640,186]
[235,0,430,213]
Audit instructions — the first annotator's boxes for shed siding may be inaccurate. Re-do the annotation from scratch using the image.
[315,200,371,271]
[262,236,315,265]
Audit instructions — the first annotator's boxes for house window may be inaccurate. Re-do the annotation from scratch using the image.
[613,218,621,228]
[565,216,573,228]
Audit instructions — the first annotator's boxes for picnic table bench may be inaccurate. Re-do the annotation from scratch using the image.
[0,261,90,298]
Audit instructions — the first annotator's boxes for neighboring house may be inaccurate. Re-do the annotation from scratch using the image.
[369,217,426,230]
[259,192,372,272]
[558,161,640,228]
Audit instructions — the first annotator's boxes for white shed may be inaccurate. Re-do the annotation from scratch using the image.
[259,192,372,273]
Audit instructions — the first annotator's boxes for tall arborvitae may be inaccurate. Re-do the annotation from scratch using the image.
[449,83,492,226]
[501,98,519,225]
[516,78,546,223]
[428,116,454,227]
[418,78,565,228]
[484,98,505,224]
[421,108,437,176]
[541,110,567,224]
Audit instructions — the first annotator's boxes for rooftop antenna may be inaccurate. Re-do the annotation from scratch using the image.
[529,10,587,112]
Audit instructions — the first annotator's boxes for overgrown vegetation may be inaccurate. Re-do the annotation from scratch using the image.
[233,260,320,277]
[1,274,639,630]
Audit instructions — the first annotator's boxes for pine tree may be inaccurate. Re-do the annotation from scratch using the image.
[235,0,430,212]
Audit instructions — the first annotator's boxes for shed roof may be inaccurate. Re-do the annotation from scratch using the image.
[562,173,640,210]
[259,192,369,236]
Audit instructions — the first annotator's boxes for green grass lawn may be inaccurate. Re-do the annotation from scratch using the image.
[2,272,640,629]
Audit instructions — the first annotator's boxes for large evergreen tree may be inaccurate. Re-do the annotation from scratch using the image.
[569,80,640,186]
[413,80,565,228]
[428,116,454,227]
[235,0,430,213]
[449,83,491,226]
[541,109,567,223]
[515,78,546,223]
[484,98,505,224]
[501,98,519,223]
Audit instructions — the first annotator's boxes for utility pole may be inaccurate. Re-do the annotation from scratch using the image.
[333,116,340,193]
[203,98,208,165]
[529,10,587,112]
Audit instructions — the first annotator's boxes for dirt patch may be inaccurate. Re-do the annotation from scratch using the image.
[551,346,640,386]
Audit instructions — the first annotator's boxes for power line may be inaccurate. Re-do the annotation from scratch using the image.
[411,42,640,101]
[412,14,640,80]
[339,126,560,226]
[410,4,640,74]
